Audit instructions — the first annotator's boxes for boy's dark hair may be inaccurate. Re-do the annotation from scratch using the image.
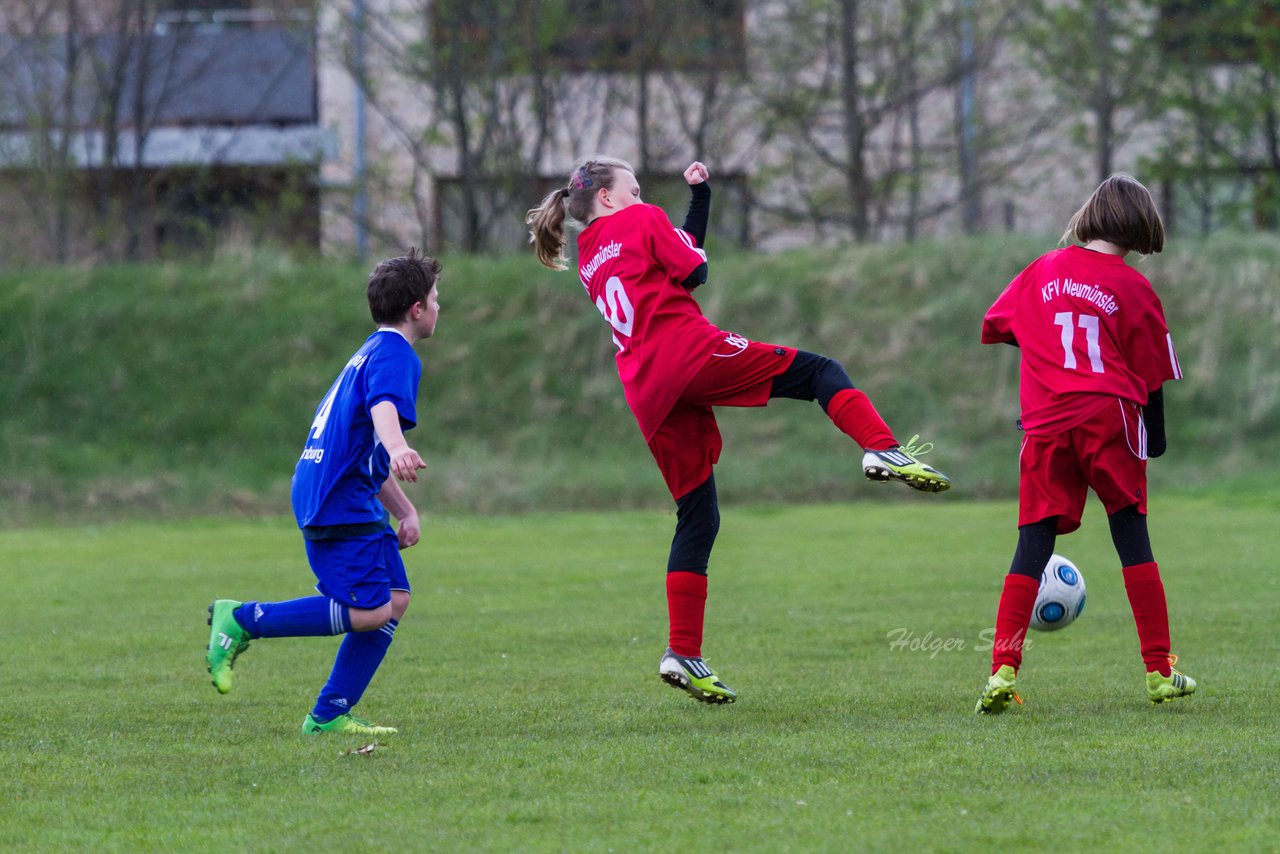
[1064,174,1165,255]
[367,248,441,324]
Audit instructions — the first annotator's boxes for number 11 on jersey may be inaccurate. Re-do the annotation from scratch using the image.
[1055,311,1104,373]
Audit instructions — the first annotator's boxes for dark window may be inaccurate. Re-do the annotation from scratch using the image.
[158,0,253,10]
[432,0,746,74]
[153,165,320,253]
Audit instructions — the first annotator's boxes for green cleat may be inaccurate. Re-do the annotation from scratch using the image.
[975,664,1022,715]
[206,599,251,695]
[302,713,398,736]
[1148,655,1197,704]
[659,648,737,704]
[862,435,951,493]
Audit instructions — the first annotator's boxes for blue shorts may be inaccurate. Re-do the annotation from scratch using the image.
[303,527,409,609]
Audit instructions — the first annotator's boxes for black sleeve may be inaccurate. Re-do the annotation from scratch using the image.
[1144,386,1167,458]
[681,181,711,248]
[681,261,708,291]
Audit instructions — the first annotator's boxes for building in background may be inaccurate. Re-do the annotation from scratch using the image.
[2,0,1279,263]
[0,0,329,261]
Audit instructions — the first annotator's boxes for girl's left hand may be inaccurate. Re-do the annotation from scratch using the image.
[684,161,709,185]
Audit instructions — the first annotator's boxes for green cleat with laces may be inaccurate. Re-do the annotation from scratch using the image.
[1147,655,1197,704]
[975,664,1022,715]
[302,713,399,736]
[862,434,951,493]
[659,648,737,704]
[206,599,251,694]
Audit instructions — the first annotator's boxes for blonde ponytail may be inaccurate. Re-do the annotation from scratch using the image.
[526,156,634,272]
[526,187,571,271]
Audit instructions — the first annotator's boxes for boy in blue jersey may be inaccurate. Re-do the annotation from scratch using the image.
[206,249,441,736]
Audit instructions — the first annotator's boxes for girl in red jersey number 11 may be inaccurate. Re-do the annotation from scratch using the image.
[527,157,950,704]
[975,174,1198,714]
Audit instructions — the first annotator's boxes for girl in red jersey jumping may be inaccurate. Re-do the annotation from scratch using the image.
[527,156,949,704]
[975,174,1198,714]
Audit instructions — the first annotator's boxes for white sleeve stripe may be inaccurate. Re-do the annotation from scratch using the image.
[1167,333,1182,380]
[673,227,708,262]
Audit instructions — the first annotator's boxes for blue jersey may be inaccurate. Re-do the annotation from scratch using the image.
[291,328,421,529]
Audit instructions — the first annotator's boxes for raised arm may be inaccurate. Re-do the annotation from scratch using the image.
[681,161,711,248]
[680,161,711,290]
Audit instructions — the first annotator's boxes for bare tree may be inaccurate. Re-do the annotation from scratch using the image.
[332,0,573,251]
[0,0,88,261]
[1149,0,1280,233]
[750,0,1017,242]
[1013,0,1163,187]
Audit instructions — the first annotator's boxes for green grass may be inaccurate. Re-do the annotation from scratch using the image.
[3,496,1277,851]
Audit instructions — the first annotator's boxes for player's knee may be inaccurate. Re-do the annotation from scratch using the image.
[348,601,395,631]
[814,357,854,410]
[1011,518,1057,577]
[390,590,411,621]
[669,476,720,573]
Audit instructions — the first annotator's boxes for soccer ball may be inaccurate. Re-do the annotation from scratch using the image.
[1029,554,1086,631]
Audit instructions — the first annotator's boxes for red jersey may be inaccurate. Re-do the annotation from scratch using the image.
[982,246,1181,434]
[576,203,724,440]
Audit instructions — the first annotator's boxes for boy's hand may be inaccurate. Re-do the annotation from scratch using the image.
[390,447,427,482]
[683,161,709,185]
[397,510,421,549]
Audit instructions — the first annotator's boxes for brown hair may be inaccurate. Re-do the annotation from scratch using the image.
[1063,173,1165,255]
[367,247,441,324]
[525,156,634,271]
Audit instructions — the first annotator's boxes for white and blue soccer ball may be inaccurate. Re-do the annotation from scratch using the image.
[1030,554,1086,631]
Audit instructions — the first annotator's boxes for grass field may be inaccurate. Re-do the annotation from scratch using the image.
[3,496,1277,851]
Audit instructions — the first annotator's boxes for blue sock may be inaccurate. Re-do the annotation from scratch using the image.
[311,619,398,722]
[233,597,351,640]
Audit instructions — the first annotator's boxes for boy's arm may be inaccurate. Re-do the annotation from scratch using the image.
[378,474,421,549]
[371,400,426,483]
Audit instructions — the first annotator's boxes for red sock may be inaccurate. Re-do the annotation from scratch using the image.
[991,573,1040,674]
[826,388,896,450]
[666,571,708,657]
[1123,562,1171,676]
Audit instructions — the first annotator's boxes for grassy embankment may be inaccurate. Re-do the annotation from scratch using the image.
[2,232,1278,523]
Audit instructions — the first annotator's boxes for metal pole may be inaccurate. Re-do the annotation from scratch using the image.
[353,0,369,260]
[958,0,980,232]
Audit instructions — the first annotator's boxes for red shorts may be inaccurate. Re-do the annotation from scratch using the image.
[646,334,798,500]
[1019,398,1149,534]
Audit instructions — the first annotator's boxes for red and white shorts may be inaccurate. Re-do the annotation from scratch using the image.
[646,334,797,500]
[1019,398,1149,534]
